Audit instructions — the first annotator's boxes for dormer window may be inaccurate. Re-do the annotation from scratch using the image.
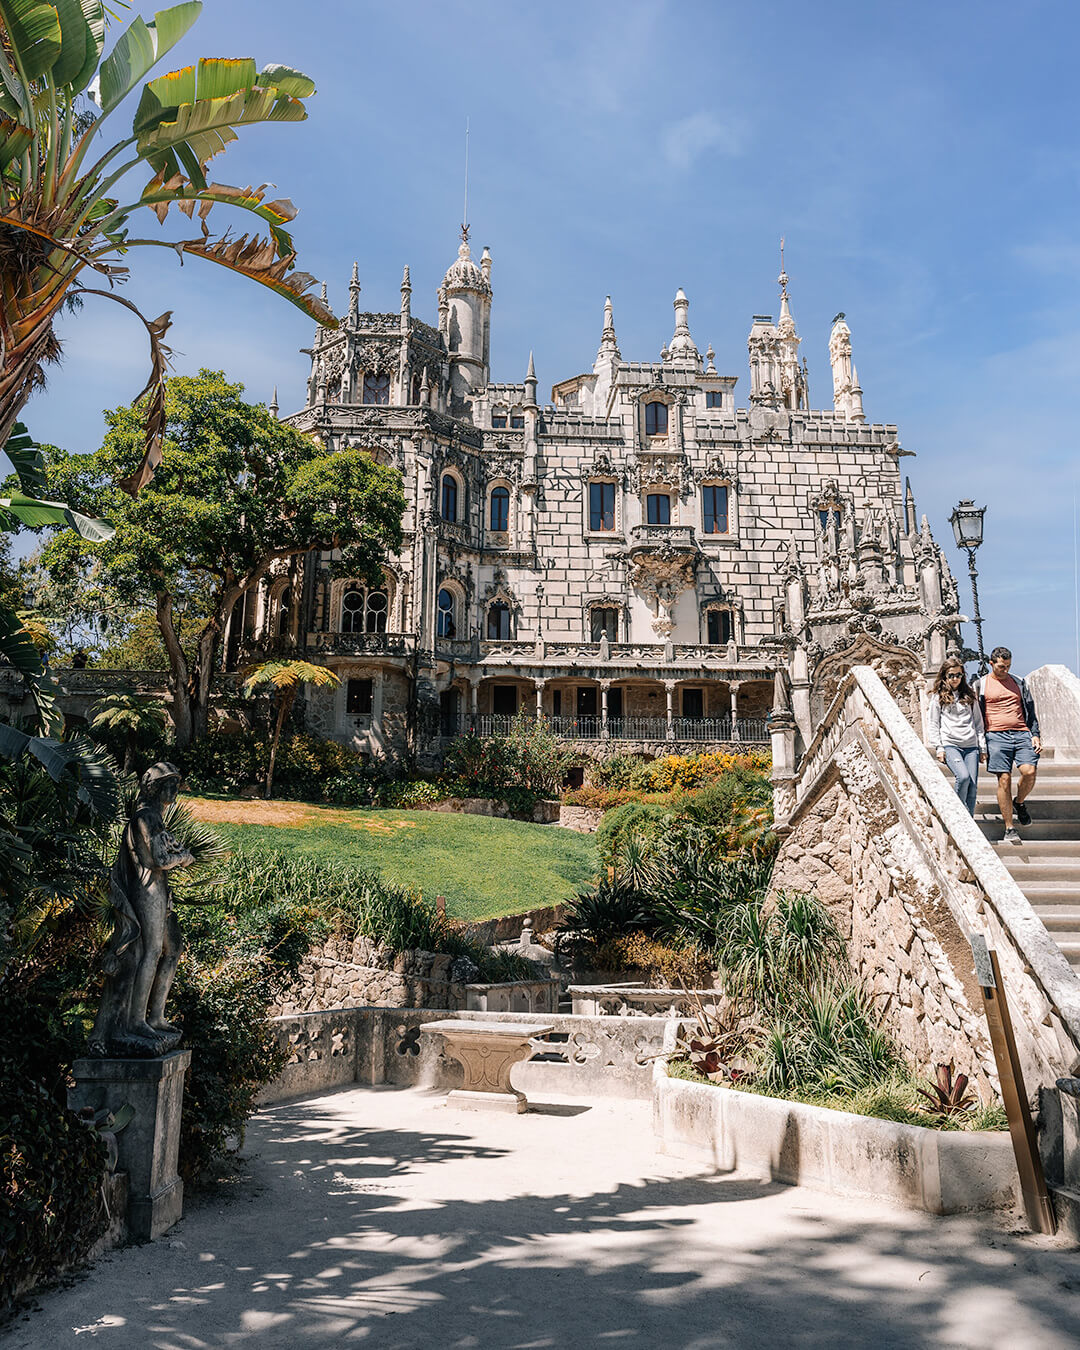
[646,493,671,525]
[492,409,507,428]
[645,401,668,436]
[705,391,724,409]
[362,372,390,404]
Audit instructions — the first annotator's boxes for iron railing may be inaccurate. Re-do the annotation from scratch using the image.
[469,714,769,743]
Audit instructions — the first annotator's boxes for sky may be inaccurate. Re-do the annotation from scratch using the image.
[21,0,1080,675]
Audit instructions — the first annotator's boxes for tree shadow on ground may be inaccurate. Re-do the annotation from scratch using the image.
[10,1088,1080,1350]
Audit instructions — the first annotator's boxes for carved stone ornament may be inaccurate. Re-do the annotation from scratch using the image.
[628,546,699,637]
[810,633,923,729]
[353,340,397,376]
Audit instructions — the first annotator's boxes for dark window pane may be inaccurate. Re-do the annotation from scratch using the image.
[683,688,704,719]
[441,475,458,521]
[510,413,525,429]
[645,401,668,436]
[589,481,616,531]
[492,683,518,715]
[363,373,390,404]
[577,687,597,716]
[490,486,510,531]
[819,504,842,533]
[436,588,456,638]
[346,678,373,715]
[277,587,291,635]
[703,485,729,534]
[342,587,364,633]
[487,602,511,639]
[365,590,388,633]
[706,610,732,645]
[705,391,724,408]
[590,607,618,641]
[492,413,507,428]
[440,689,459,735]
[647,493,671,525]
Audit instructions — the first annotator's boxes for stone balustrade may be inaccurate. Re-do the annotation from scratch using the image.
[772,664,1080,1099]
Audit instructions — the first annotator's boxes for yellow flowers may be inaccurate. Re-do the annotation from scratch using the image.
[636,749,772,793]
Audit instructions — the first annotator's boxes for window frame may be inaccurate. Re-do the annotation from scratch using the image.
[489,484,511,533]
[362,372,390,405]
[587,479,618,533]
[346,677,373,717]
[704,606,735,646]
[644,400,669,436]
[436,586,457,640]
[646,492,672,526]
[704,390,724,409]
[486,600,512,640]
[701,483,730,536]
[589,606,619,642]
[440,472,460,523]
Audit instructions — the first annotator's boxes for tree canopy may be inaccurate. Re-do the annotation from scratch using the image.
[43,370,406,743]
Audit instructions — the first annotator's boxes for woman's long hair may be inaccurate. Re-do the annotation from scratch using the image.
[932,660,975,706]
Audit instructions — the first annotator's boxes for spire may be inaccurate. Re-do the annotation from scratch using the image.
[480,245,492,285]
[705,343,716,373]
[667,287,699,364]
[904,477,918,536]
[777,236,792,325]
[775,240,805,409]
[419,366,430,406]
[524,350,537,406]
[348,262,360,323]
[315,280,329,345]
[400,264,411,331]
[597,295,620,361]
[269,386,279,418]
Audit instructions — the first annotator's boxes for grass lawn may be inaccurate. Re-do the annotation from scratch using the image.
[185,797,598,921]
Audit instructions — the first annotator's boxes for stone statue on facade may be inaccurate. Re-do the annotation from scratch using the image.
[89,763,193,1058]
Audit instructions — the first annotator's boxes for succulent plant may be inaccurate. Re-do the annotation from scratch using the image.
[917,1062,976,1117]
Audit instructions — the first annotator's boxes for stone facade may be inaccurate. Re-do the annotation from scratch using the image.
[229,235,962,766]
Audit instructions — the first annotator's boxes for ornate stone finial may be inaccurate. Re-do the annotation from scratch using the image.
[269,385,279,418]
[597,295,621,362]
[89,763,194,1058]
[480,245,493,283]
[419,366,430,405]
[348,262,360,323]
[668,287,699,364]
[705,343,716,373]
[524,351,538,406]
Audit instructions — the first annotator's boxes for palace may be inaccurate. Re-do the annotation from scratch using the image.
[230,231,964,765]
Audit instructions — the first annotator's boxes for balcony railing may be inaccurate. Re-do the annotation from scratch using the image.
[469,714,768,743]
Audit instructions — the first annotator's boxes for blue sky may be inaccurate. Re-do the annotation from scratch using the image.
[24,0,1078,674]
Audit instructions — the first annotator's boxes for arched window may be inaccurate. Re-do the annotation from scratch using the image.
[646,493,672,525]
[341,586,365,633]
[588,481,616,531]
[818,502,843,533]
[509,407,525,429]
[645,401,668,436]
[365,589,388,633]
[491,407,508,429]
[487,601,511,640]
[277,586,292,636]
[702,484,729,534]
[490,485,510,532]
[362,372,390,404]
[436,587,457,639]
[441,473,459,522]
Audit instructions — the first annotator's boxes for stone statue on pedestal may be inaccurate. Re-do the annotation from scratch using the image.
[89,762,193,1058]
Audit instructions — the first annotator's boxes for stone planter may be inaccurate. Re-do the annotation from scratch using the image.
[653,1057,1021,1216]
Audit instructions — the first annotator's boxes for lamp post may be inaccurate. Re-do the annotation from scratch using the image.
[950,499,988,675]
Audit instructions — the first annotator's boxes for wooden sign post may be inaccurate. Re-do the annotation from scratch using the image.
[969,934,1056,1235]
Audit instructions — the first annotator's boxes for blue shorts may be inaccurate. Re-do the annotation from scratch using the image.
[986,729,1039,774]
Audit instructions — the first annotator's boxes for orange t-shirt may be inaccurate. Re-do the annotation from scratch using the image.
[983,673,1027,732]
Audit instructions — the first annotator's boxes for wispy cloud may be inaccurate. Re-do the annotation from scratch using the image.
[661,111,743,171]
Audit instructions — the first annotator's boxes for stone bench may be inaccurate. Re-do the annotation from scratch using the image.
[421,1019,554,1113]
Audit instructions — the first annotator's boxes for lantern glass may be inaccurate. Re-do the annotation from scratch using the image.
[950,500,985,549]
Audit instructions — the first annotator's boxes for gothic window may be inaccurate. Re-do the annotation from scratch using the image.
[364,590,388,633]
[362,372,390,404]
[341,586,365,633]
[646,493,672,525]
[645,401,668,436]
[588,481,616,531]
[818,502,843,532]
[491,408,507,429]
[706,608,733,645]
[590,607,619,641]
[489,485,510,532]
[346,678,373,716]
[441,473,459,522]
[509,408,525,429]
[276,586,291,636]
[702,484,729,534]
[705,391,724,409]
[436,587,457,639]
[487,601,511,640]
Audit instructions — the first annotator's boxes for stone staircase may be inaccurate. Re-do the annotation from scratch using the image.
[968,750,1080,970]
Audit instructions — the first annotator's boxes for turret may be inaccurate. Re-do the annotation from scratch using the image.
[748,314,781,406]
[524,350,538,407]
[440,226,492,405]
[667,288,700,367]
[829,313,864,420]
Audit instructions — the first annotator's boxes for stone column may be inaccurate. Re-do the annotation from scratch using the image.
[600,680,610,740]
[69,1050,192,1242]
[729,681,741,742]
[469,679,479,732]
[534,678,544,721]
[769,710,798,838]
[665,680,676,740]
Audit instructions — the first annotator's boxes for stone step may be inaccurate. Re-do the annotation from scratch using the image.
[994,838,1080,858]
[1013,884,1080,906]
[979,820,1080,842]
[1033,908,1080,929]
[974,780,1080,799]
[999,860,1080,883]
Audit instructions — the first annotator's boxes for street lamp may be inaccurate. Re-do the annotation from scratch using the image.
[949,499,988,675]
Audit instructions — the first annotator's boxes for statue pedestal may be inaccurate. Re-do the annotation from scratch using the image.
[70,1049,191,1242]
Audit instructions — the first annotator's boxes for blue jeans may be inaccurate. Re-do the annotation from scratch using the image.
[944,745,980,815]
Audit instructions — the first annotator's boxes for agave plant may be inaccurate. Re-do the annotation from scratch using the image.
[917,1061,976,1118]
[0,1,333,481]
[241,658,340,799]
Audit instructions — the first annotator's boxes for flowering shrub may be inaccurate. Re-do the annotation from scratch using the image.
[441,715,575,799]
[628,749,771,794]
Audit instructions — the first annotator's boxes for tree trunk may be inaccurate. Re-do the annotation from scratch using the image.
[266,690,294,799]
[123,734,135,775]
[0,314,61,451]
[192,625,221,744]
[155,592,194,749]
